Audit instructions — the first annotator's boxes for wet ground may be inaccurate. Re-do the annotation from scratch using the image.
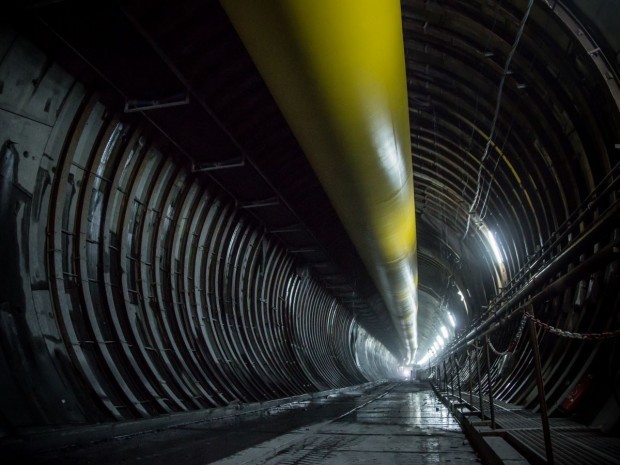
[216,381,479,464]
[6,382,479,464]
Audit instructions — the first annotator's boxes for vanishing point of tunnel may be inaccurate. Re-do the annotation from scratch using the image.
[1,0,620,464]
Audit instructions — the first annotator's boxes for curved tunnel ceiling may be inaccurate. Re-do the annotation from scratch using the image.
[1,0,619,426]
[403,0,619,360]
[8,0,619,360]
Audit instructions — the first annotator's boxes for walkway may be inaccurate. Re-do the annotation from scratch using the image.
[436,383,620,464]
[5,382,479,464]
[215,381,479,464]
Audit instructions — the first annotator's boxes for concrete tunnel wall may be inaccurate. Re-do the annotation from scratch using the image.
[1,0,620,437]
[0,31,400,428]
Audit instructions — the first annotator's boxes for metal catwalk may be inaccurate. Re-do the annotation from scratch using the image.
[433,379,620,465]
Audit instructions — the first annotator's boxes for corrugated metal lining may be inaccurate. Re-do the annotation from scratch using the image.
[59,0,403,356]
[2,0,620,434]
[407,0,620,428]
[403,0,620,358]
[0,33,399,425]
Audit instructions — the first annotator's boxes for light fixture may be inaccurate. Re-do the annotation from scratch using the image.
[448,312,456,327]
[483,227,504,264]
[440,325,449,339]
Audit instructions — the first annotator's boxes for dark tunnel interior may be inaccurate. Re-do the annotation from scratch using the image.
[1,0,620,462]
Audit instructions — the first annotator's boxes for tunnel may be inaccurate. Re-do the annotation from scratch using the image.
[1,0,619,463]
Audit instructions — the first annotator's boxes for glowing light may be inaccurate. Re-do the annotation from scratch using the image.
[417,353,431,366]
[440,325,449,339]
[457,290,465,302]
[484,228,504,264]
[448,312,456,327]
[436,334,445,347]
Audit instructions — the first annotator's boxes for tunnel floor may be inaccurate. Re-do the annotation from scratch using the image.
[215,381,479,464]
[5,382,479,464]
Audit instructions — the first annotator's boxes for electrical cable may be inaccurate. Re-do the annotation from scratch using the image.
[463,0,535,239]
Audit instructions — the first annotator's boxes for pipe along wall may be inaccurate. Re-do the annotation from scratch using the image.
[221,0,419,365]
[0,32,400,427]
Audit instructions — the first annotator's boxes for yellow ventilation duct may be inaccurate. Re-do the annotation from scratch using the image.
[221,0,418,364]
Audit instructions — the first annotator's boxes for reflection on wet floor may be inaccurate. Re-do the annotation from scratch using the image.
[8,382,479,464]
[345,383,464,431]
[216,382,479,464]
[7,385,384,465]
